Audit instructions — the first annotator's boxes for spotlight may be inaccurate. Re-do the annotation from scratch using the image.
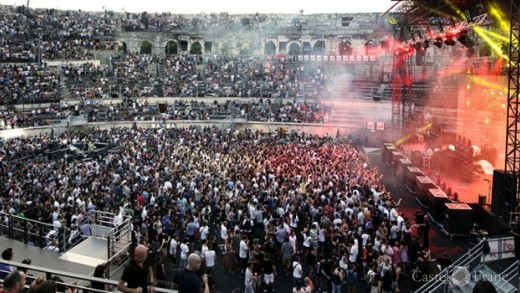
[457,30,475,48]
[433,37,443,48]
[444,37,456,46]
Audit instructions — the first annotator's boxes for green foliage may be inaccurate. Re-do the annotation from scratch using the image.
[190,42,202,55]
[117,41,127,53]
[140,41,152,54]
[165,41,177,55]
[264,41,276,55]
[288,43,301,55]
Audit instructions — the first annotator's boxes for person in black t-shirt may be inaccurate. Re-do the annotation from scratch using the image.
[262,254,276,292]
[118,245,155,293]
[173,253,209,293]
[436,252,452,271]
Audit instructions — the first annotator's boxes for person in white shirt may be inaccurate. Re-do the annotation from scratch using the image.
[179,241,189,268]
[292,255,303,286]
[244,262,255,293]
[349,242,359,263]
[204,245,217,276]
[239,235,249,274]
[168,236,178,264]
[199,222,209,242]
[220,221,228,242]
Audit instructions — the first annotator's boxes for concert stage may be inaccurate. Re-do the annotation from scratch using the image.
[384,142,512,237]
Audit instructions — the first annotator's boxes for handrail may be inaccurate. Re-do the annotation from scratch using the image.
[0,259,177,293]
[415,239,485,293]
[493,260,520,293]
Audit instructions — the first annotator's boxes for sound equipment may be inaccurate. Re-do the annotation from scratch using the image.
[396,158,412,181]
[405,166,424,190]
[428,189,450,222]
[444,203,474,236]
[416,176,436,204]
[491,170,517,217]
[382,144,396,165]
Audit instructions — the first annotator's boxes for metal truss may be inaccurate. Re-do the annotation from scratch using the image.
[505,0,520,218]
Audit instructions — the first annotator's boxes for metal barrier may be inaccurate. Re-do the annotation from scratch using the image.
[493,259,520,293]
[0,259,177,293]
[0,212,77,253]
[90,211,133,278]
[415,239,485,293]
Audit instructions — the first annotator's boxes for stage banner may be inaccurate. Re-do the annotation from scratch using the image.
[298,55,304,61]
[349,56,356,61]
[356,56,363,61]
[304,55,309,61]
[329,56,335,61]
[367,122,375,130]
[323,55,328,61]
[376,122,385,130]
[310,55,316,61]
[370,56,377,61]
[363,56,369,61]
[486,237,516,261]
[317,55,322,61]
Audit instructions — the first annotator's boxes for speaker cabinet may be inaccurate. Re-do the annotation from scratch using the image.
[491,170,517,217]
[428,189,450,222]
[416,176,436,204]
[444,203,473,236]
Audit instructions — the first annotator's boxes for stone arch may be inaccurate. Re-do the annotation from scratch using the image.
[190,41,202,54]
[140,40,152,54]
[238,41,250,55]
[264,41,276,55]
[288,42,301,55]
[338,40,353,55]
[117,41,127,53]
[164,40,178,55]
[302,42,312,55]
[313,40,326,54]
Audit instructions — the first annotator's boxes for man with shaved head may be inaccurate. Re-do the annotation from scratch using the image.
[118,244,155,293]
[173,253,209,293]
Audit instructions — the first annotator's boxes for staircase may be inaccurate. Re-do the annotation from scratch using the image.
[416,239,519,293]
[59,77,72,100]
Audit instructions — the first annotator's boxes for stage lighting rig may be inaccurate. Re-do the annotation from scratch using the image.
[444,37,456,46]
[433,37,443,48]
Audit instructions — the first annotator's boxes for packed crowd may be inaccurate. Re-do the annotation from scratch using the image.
[0,63,61,105]
[0,126,438,293]
[0,104,70,130]
[82,98,327,124]
[0,6,116,62]
[56,54,327,102]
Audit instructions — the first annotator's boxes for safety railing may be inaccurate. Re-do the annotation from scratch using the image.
[415,239,485,293]
[492,259,520,293]
[0,212,82,253]
[0,259,177,293]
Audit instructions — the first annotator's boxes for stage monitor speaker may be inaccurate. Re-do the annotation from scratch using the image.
[491,170,517,217]
[444,203,474,236]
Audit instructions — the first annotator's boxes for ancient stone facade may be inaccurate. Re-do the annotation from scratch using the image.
[116,13,391,57]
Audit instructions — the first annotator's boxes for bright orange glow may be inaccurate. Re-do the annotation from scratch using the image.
[467,100,470,106]
[485,118,490,125]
